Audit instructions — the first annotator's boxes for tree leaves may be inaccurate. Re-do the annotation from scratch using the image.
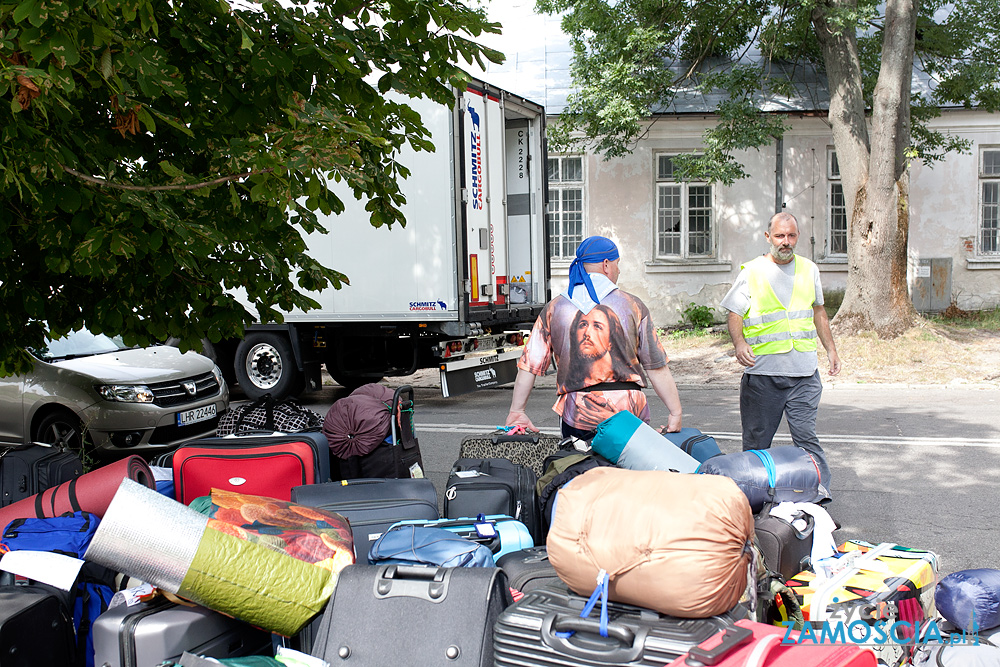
[541,0,1000,174]
[0,0,503,374]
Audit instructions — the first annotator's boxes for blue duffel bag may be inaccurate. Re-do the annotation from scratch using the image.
[368,524,494,568]
[661,427,723,463]
[696,446,824,512]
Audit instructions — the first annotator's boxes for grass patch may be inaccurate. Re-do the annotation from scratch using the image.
[931,305,1000,330]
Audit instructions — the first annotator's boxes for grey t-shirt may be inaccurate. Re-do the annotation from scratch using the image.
[721,255,824,377]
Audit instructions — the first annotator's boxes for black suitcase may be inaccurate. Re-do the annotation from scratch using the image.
[0,444,83,508]
[458,431,567,477]
[332,386,425,480]
[310,564,512,667]
[92,596,272,667]
[291,477,439,560]
[0,584,77,667]
[496,546,560,594]
[444,458,541,543]
[493,581,743,667]
[754,508,815,580]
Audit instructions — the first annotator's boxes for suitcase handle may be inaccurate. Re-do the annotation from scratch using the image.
[541,613,644,663]
[685,624,753,665]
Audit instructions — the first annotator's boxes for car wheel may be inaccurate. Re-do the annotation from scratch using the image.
[235,333,303,400]
[33,409,84,453]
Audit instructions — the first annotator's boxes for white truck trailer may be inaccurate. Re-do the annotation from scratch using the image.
[214,78,550,400]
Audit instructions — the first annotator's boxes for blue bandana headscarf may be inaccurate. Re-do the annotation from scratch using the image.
[568,236,619,303]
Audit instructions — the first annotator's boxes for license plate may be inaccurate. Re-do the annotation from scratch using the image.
[176,404,217,427]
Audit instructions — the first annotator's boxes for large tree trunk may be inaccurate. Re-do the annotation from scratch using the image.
[813,0,919,337]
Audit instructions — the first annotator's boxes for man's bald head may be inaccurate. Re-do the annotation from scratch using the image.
[768,212,799,233]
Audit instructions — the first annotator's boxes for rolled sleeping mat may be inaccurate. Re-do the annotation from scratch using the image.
[661,427,723,463]
[696,446,824,513]
[936,569,1000,632]
[591,410,700,473]
[84,478,336,636]
[0,455,154,532]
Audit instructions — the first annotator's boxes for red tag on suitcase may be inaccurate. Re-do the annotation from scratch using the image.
[666,619,877,667]
[173,441,319,504]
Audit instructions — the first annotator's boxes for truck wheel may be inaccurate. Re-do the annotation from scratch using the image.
[235,333,303,400]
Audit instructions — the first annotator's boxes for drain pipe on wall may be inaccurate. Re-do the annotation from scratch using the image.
[774,136,784,216]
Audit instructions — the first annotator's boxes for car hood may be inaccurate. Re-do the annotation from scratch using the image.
[53,346,215,383]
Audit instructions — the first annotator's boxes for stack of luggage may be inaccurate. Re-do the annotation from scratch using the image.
[3,398,995,667]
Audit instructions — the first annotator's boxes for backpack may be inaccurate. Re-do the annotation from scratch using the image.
[1,511,117,667]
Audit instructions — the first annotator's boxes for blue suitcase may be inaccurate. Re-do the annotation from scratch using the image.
[388,514,533,562]
[661,427,723,463]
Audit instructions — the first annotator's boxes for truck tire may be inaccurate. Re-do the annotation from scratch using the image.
[235,333,304,400]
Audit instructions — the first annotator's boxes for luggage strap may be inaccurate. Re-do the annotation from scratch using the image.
[748,449,777,488]
[556,569,610,639]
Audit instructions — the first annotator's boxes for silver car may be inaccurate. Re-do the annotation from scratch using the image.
[0,329,229,456]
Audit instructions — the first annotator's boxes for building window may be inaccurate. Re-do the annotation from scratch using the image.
[655,155,713,259]
[547,156,584,259]
[828,150,848,256]
[981,148,1000,255]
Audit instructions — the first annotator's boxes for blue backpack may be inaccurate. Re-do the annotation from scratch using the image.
[2,511,116,667]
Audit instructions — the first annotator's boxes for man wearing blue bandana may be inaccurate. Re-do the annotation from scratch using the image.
[506,236,683,438]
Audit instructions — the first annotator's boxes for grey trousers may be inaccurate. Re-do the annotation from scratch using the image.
[739,370,830,489]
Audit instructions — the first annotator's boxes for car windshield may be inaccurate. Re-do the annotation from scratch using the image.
[32,329,131,362]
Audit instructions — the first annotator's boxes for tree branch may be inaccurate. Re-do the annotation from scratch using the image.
[60,164,276,191]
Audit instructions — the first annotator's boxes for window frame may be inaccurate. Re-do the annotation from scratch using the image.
[826,149,848,259]
[652,153,715,261]
[979,147,1000,257]
[546,154,586,261]
[545,153,587,262]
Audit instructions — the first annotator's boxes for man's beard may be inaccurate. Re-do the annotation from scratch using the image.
[578,346,607,362]
[770,245,794,261]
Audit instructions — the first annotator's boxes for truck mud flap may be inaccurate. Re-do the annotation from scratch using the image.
[440,349,522,397]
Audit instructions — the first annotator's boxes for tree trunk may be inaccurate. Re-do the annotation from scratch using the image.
[813,0,919,337]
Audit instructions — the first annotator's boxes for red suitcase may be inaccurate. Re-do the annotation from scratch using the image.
[666,619,877,667]
[172,433,329,504]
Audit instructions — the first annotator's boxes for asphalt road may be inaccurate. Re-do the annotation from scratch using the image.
[286,380,1000,576]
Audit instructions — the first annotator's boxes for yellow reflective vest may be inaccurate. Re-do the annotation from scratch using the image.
[741,255,818,356]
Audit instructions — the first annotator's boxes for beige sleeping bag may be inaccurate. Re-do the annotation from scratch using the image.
[546,467,754,618]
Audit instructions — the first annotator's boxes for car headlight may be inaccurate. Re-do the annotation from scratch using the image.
[211,364,224,386]
[97,385,155,403]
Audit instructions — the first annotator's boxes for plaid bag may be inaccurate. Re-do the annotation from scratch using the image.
[216,394,323,436]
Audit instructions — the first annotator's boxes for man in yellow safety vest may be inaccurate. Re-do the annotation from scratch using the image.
[721,212,841,491]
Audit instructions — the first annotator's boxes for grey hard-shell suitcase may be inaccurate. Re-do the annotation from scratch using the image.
[493,581,744,667]
[91,596,271,667]
[291,477,439,560]
[310,563,512,666]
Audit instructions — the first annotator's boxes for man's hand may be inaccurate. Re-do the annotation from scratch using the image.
[505,410,536,431]
[733,339,756,367]
[664,412,682,432]
[827,350,842,376]
[727,311,755,367]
